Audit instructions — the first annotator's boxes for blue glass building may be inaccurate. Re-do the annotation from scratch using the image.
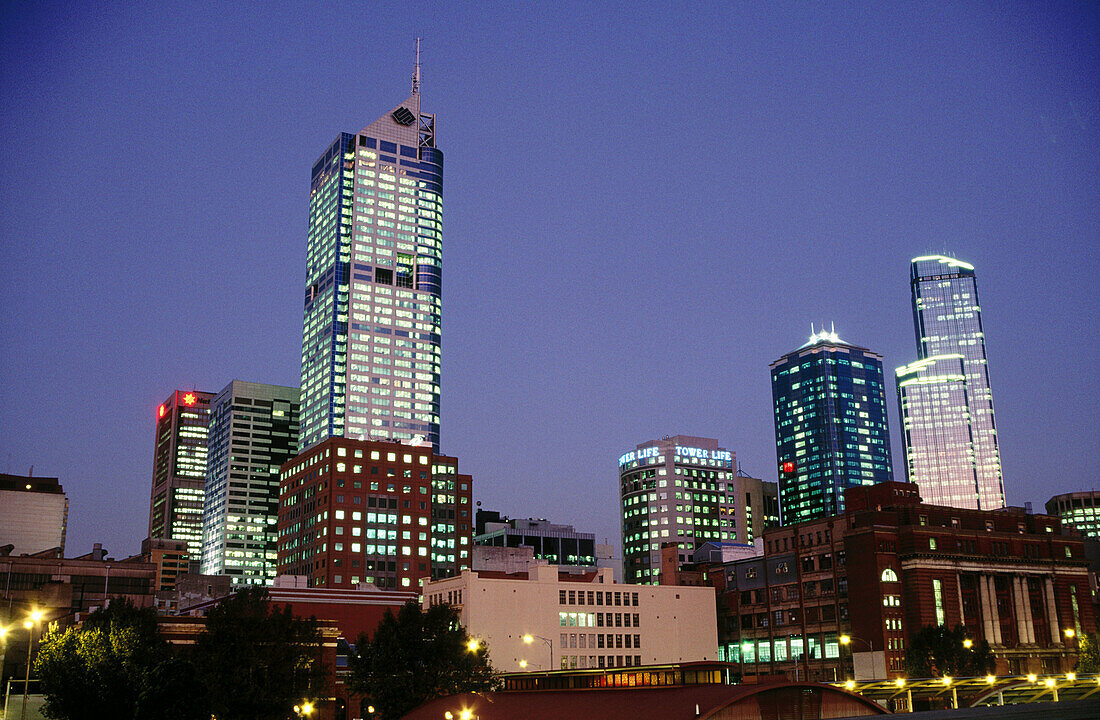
[898,255,1004,510]
[299,63,443,451]
[771,329,893,524]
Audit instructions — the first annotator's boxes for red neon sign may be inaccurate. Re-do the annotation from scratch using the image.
[157,405,167,418]
[781,461,795,474]
[182,393,197,406]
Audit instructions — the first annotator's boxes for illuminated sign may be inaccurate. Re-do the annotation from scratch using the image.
[182,393,197,406]
[781,461,795,474]
[618,446,661,466]
[675,446,732,463]
[157,405,167,419]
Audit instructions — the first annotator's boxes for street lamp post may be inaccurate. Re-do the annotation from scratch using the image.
[21,610,43,720]
[523,634,553,670]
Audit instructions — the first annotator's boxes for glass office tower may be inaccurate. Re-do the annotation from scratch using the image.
[148,389,215,557]
[901,255,1004,509]
[771,329,893,525]
[299,62,442,451]
[201,380,301,585]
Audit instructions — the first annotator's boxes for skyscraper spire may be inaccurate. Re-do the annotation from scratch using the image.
[412,37,421,95]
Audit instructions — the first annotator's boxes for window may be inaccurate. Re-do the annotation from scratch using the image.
[932,579,945,625]
[929,537,937,550]
[881,568,898,582]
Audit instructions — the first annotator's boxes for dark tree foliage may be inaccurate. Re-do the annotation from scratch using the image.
[193,586,325,720]
[348,601,499,720]
[905,624,996,678]
[34,599,205,720]
[1076,632,1100,673]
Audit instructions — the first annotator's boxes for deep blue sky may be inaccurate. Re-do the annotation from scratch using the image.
[1,2,1097,559]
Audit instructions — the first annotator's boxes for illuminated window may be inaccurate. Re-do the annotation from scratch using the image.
[881,568,898,582]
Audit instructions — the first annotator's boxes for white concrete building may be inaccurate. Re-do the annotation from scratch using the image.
[0,473,68,556]
[423,564,717,673]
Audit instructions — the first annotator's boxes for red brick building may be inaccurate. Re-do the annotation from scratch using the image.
[696,483,1092,681]
[277,438,472,591]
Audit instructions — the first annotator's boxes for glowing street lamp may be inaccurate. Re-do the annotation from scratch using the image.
[21,610,44,720]
[523,634,554,669]
[466,638,480,653]
[963,638,973,649]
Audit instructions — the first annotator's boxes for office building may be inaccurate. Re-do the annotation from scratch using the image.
[200,380,301,586]
[148,389,215,556]
[475,510,607,574]
[770,329,892,525]
[902,255,1004,509]
[1046,491,1100,540]
[687,483,1090,682]
[0,473,68,556]
[299,49,443,451]
[140,537,190,592]
[896,354,984,509]
[423,564,718,672]
[276,437,471,590]
[619,436,770,585]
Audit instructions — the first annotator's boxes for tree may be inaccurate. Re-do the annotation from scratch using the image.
[905,624,995,678]
[193,586,325,720]
[1075,632,1100,673]
[34,599,205,720]
[348,601,499,720]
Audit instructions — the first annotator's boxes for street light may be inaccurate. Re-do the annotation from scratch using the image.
[466,639,480,653]
[963,638,973,649]
[293,701,314,718]
[21,610,44,720]
[519,660,528,669]
[523,634,554,670]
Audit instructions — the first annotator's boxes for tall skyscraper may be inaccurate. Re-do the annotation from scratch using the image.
[299,48,443,452]
[148,389,214,556]
[900,255,1004,509]
[771,329,893,525]
[201,380,301,586]
[618,435,769,585]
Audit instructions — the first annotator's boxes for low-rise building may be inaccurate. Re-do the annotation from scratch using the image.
[423,564,718,673]
[475,510,616,575]
[697,482,1092,681]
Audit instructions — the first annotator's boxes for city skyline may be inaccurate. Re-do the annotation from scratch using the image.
[1,3,1096,559]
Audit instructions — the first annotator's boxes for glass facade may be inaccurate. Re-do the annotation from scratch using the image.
[201,381,301,586]
[902,255,1004,509]
[148,390,214,557]
[896,355,983,508]
[771,331,893,525]
[299,86,442,452]
[1046,492,1100,540]
[619,436,742,584]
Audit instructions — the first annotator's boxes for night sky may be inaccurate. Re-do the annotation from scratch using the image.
[1,2,1097,560]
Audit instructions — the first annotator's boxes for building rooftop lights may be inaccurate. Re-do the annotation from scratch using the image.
[911,255,975,271]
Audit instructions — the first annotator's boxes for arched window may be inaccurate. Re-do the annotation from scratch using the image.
[881,568,898,582]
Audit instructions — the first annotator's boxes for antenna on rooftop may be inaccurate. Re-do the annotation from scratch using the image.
[412,37,421,95]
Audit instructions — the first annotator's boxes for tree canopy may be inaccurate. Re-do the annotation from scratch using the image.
[905,624,996,678]
[34,599,204,720]
[349,601,499,720]
[34,587,325,720]
[1075,632,1100,673]
[192,585,325,720]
